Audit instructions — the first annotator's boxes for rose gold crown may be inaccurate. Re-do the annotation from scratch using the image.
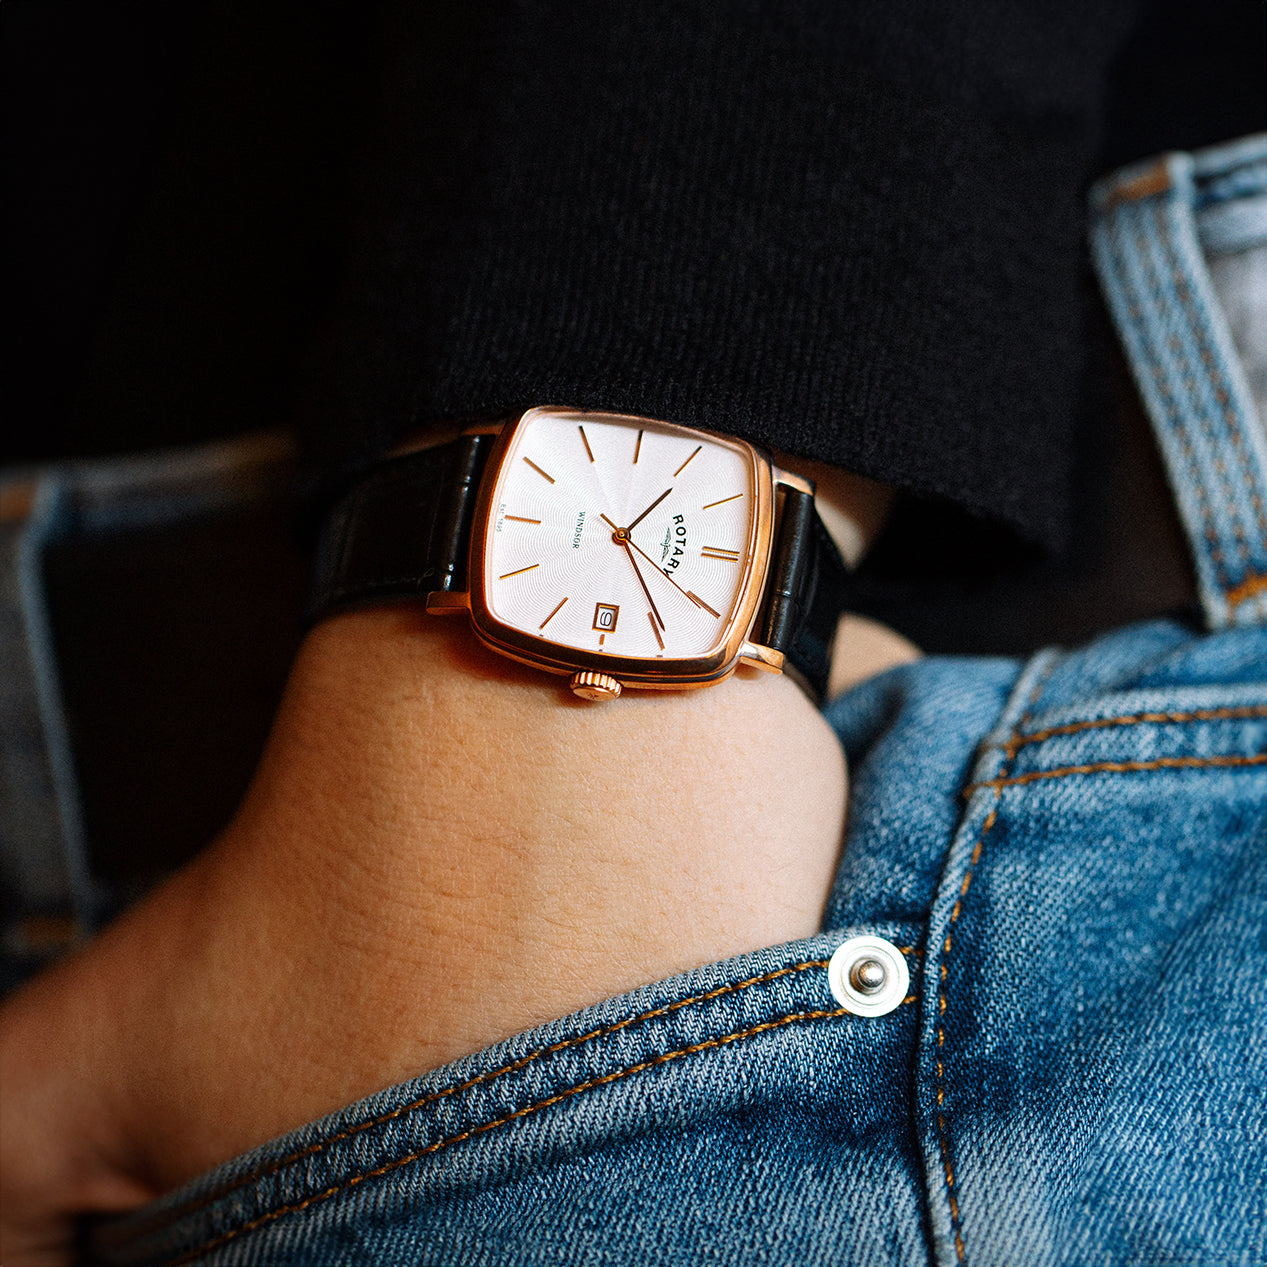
[569,671,622,701]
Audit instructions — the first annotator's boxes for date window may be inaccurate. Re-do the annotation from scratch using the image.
[592,603,620,632]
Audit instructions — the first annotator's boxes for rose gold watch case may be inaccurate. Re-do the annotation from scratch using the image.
[463,407,778,691]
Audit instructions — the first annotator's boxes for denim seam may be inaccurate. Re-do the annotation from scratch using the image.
[135,953,903,1231]
[164,1002,894,1267]
[934,662,1056,1266]
[1156,199,1267,570]
[965,752,1267,795]
[1010,704,1267,751]
[1111,208,1228,591]
[934,799,1003,1267]
[937,674,1264,1262]
[1151,203,1258,582]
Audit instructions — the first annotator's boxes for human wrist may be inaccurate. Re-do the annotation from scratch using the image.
[239,605,850,988]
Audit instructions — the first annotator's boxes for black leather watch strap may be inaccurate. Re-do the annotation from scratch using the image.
[309,438,848,700]
[309,435,494,618]
[755,484,849,702]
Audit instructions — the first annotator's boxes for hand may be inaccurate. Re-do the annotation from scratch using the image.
[602,516,716,616]
[0,610,852,1265]
[624,532,712,611]
[0,968,160,1266]
[1,452,907,1265]
[620,535,668,631]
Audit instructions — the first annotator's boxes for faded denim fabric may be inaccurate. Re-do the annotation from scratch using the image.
[90,625,1267,1267]
[0,436,295,990]
[1090,132,1267,628]
[89,136,1267,1267]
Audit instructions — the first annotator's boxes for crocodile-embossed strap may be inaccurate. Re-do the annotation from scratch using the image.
[754,484,848,702]
[308,435,494,617]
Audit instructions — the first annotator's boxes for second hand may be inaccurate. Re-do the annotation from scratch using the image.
[602,513,717,615]
[602,514,665,630]
[625,535,710,610]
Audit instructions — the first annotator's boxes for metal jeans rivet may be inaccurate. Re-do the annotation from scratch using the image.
[849,958,887,994]
[828,936,910,1017]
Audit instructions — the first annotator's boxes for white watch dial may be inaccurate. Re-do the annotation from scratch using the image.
[483,410,758,661]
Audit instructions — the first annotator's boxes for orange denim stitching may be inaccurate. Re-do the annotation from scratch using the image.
[1105,160,1170,206]
[1226,573,1267,611]
[138,956,843,1228]
[164,1001,903,1267]
[935,664,1057,1264]
[1009,704,1267,752]
[965,752,1267,794]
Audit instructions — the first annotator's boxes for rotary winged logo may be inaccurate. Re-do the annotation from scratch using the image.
[660,514,688,572]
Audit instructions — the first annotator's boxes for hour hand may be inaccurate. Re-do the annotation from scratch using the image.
[625,488,673,534]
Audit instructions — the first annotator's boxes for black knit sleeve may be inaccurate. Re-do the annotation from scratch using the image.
[297,0,1244,554]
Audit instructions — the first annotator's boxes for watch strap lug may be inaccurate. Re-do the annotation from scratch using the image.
[754,483,849,703]
[738,641,785,673]
[425,590,471,615]
[769,464,815,497]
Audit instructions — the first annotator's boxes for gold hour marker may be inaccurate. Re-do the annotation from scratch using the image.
[538,596,568,629]
[648,611,665,649]
[701,546,741,562]
[499,563,540,580]
[702,493,743,510]
[505,515,541,524]
[522,456,555,483]
[599,634,606,646]
[634,429,643,464]
[673,445,702,477]
[579,426,595,462]
[686,590,721,618]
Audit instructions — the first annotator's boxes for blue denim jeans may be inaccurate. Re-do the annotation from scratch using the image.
[81,135,1267,1265]
[0,435,298,991]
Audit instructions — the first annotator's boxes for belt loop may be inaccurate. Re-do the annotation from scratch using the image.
[1089,136,1267,629]
[0,472,94,964]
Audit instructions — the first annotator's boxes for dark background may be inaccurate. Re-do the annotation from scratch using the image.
[5,1,1264,467]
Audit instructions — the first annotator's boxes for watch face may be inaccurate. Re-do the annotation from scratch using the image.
[476,409,762,669]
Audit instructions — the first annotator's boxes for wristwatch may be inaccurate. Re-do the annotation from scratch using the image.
[309,407,848,701]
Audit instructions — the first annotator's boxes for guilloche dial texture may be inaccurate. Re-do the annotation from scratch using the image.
[484,412,756,660]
